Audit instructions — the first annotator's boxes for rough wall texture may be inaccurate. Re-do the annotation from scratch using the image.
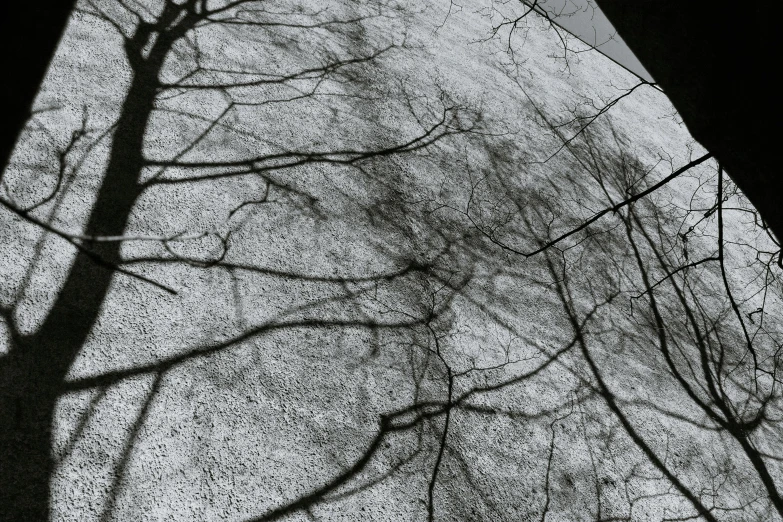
[1,1,781,521]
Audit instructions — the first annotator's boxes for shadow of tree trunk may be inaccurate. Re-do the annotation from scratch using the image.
[0,15,176,519]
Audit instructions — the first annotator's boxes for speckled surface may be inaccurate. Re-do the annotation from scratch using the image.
[1,1,781,521]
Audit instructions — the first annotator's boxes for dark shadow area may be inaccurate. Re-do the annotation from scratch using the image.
[596,1,782,244]
[0,0,78,174]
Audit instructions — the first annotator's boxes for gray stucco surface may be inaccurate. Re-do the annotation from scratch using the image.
[1,1,780,521]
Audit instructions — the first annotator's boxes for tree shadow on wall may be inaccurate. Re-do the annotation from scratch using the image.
[2,2,780,521]
[522,124,783,520]
[0,1,482,519]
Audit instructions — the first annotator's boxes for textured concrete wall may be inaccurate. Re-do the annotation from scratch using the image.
[1,1,780,521]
